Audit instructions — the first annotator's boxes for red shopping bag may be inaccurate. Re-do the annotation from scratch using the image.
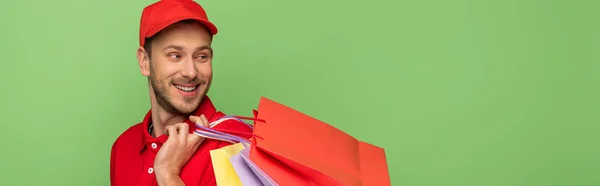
[248,97,391,186]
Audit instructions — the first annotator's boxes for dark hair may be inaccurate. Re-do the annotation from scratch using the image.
[143,36,156,60]
[143,19,213,60]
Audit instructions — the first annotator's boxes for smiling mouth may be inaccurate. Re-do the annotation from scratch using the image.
[174,84,199,92]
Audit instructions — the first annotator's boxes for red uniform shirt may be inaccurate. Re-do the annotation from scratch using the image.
[110,96,253,186]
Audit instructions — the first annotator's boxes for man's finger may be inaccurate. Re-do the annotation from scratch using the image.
[165,125,177,140]
[189,115,203,126]
[189,131,203,143]
[200,114,209,127]
[175,123,189,141]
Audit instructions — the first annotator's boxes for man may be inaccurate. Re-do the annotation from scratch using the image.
[110,0,253,185]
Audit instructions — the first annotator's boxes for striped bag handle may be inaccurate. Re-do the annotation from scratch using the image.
[193,114,264,146]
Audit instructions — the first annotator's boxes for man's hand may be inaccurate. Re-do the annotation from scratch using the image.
[154,114,209,186]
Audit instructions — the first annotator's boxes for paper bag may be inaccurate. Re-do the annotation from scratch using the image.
[209,142,246,186]
[229,146,279,186]
[249,97,391,186]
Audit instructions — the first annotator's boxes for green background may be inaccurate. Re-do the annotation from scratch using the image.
[1,0,599,185]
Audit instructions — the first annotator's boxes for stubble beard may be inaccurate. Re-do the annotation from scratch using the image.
[148,64,210,115]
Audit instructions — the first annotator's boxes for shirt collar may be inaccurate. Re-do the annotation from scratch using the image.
[140,96,218,151]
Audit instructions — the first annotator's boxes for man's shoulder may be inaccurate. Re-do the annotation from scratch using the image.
[111,122,144,147]
[110,122,145,184]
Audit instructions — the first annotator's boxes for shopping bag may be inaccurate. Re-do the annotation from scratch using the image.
[230,144,279,186]
[195,114,278,186]
[199,116,256,186]
[249,96,391,186]
[358,141,391,186]
[209,142,246,186]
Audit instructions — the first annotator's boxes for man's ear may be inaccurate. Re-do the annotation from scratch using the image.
[137,46,151,77]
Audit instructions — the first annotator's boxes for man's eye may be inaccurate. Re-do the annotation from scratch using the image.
[169,53,181,59]
[196,55,210,61]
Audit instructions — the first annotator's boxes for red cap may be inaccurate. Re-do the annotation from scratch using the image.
[139,0,218,47]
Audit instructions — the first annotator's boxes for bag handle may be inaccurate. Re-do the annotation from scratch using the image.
[194,130,238,144]
[232,109,267,124]
[192,114,265,144]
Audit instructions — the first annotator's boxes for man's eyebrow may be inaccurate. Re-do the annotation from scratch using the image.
[197,45,213,54]
[162,45,184,51]
[161,45,212,53]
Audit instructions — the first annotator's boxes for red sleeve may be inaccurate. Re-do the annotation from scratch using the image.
[109,141,117,185]
[200,154,218,186]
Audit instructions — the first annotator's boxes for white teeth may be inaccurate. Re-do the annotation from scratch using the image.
[175,85,196,92]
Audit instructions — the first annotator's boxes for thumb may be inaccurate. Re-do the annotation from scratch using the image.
[189,129,204,142]
[189,115,208,127]
[164,125,178,141]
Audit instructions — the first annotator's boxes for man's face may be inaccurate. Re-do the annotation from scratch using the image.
[142,21,214,115]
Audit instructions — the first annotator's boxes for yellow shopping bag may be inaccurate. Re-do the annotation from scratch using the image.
[209,142,247,186]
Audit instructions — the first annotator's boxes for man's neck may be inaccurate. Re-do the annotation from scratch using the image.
[150,105,187,137]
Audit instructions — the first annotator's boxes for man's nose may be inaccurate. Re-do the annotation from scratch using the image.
[180,58,198,78]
